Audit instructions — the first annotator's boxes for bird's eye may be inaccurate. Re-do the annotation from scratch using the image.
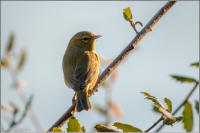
[83,37,90,41]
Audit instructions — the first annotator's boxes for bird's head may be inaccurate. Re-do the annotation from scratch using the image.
[69,31,101,51]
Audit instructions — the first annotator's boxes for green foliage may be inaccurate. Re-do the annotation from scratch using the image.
[140,92,155,98]
[141,92,164,108]
[95,124,117,132]
[113,122,142,132]
[6,33,15,53]
[163,118,176,126]
[164,98,172,113]
[123,7,132,21]
[1,59,8,68]
[152,106,161,114]
[183,102,193,132]
[52,127,63,132]
[93,104,107,116]
[190,62,199,68]
[171,75,196,83]
[67,116,82,132]
[195,101,199,113]
[163,116,182,126]
[16,48,26,71]
[175,116,183,122]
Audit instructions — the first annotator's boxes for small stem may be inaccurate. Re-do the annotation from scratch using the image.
[129,20,139,34]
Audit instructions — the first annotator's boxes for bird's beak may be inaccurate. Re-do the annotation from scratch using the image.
[93,35,102,40]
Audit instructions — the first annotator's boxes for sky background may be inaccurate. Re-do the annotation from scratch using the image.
[1,1,199,132]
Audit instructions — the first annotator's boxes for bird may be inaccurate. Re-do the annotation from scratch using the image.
[62,31,101,112]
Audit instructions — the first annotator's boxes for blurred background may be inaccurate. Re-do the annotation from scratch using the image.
[1,1,199,132]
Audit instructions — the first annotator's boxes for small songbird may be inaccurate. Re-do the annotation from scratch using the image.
[62,31,101,112]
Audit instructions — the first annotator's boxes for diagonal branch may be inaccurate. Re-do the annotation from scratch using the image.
[48,1,177,131]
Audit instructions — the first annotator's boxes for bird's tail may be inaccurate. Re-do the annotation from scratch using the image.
[76,90,91,112]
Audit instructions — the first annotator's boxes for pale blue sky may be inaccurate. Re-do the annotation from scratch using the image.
[1,1,199,132]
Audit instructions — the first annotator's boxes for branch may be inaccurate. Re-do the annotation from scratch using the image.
[48,1,177,131]
[155,81,199,132]
[145,116,163,132]
[7,95,33,132]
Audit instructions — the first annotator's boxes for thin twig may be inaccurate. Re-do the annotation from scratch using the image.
[48,1,176,131]
[145,116,163,132]
[129,20,139,34]
[7,95,33,132]
[155,81,199,132]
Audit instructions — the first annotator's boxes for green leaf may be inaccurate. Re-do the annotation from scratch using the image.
[16,48,26,71]
[123,7,132,21]
[164,98,172,113]
[52,127,63,132]
[140,92,154,98]
[67,116,82,132]
[190,62,199,68]
[195,101,199,113]
[6,33,15,53]
[95,124,117,132]
[152,106,161,114]
[145,97,164,108]
[141,92,164,107]
[113,122,142,132]
[183,102,193,132]
[171,75,196,83]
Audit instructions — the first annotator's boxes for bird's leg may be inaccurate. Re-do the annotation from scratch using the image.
[72,93,76,104]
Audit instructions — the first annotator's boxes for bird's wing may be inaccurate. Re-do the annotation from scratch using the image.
[72,51,99,91]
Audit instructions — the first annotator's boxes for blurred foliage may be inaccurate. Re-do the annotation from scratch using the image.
[1,33,32,131]
[195,101,199,113]
[16,48,27,72]
[183,101,193,132]
[113,122,142,132]
[190,62,199,68]
[108,100,122,118]
[171,75,196,83]
[1,59,8,68]
[6,33,15,53]
[93,104,107,117]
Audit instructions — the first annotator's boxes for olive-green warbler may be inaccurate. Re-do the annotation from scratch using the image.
[62,31,101,112]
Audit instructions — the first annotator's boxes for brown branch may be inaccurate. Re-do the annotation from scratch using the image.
[145,116,163,132]
[155,81,199,132]
[48,1,177,131]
